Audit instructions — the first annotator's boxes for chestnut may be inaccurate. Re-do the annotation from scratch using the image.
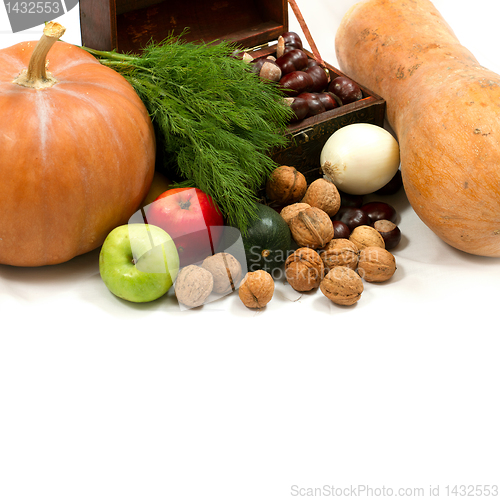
[375,169,403,195]
[250,57,282,82]
[280,31,303,50]
[284,97,309,122]
[339,190,364,208]
[316,92,338,111]
[328,75,363,104]
[332,220,351,239]
[279,70,314,96]
[296,92,326,116]
[275,48,309,75]
[361,201,397,224]
[304,65,329,93]
[374,219,401,249]
[333,207,370,231]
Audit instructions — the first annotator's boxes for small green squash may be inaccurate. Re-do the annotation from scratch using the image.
[241,203,293,274]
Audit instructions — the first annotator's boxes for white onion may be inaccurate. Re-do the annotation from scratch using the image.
[319,123,400,195]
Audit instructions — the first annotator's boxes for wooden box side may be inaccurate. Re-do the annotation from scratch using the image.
[80,0,288,53]
[79,0,117,51]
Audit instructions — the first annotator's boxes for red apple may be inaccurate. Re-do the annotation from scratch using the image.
[145,187,224,266]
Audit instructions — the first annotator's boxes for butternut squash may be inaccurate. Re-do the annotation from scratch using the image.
[335,0,500,256]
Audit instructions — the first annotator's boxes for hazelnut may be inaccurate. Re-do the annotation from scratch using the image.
[238,270,275,309]
[320,266,363,306]
[280,202,311,225]
[357,246,396,283]
[301,178,341,217]
[266,165,307,204]
[289,206,334,249]
[319,238,359,271]
[201,252,242,294]
[285,247,325,292]
[175,265,214,308]
[349,225,385,251]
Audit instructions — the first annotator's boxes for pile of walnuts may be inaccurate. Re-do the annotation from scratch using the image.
[266,165,398,306]
[174,165,401,311]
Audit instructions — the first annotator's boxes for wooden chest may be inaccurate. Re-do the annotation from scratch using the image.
[79,0,386,177]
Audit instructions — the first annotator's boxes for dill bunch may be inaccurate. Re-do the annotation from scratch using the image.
[82,35,293,232]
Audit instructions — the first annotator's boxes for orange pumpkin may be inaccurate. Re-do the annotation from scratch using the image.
[0,23,156,266]
[335,0,500,257]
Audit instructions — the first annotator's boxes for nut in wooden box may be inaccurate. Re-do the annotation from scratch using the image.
[79,0,385,175]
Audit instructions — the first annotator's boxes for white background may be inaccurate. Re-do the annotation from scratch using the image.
[1,1,499,499]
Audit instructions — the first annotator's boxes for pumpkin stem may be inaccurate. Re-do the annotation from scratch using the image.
[13,22,66,89]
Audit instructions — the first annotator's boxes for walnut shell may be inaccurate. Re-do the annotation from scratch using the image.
[319,238,359,271]
[280,202,311,225]
[175,265,214,308]
[289,207,334,249]
[285,247,325,292]
[349,225,385,251]
[320,266,363,306]
[238,270,275,309]
[266,165,307,204]
[201,252,242,294]
[357,246,396,283]
[301,178,341,217]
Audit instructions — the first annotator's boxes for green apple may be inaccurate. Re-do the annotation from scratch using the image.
[99,223,180,303]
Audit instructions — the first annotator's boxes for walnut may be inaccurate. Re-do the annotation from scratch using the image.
[319,238,359,271]
[266,165,307,204]
[357,246,396,282]
[201,252,242,294]
[238,270,275,308]
[301,178,341,217]
[320,266,363,306]
[285,247,325,292]
[175,265,214,308]
[349,225,385,251]
[280,202,311,225]
[289,207,334,249]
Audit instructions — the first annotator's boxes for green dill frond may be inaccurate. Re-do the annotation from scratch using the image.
[82,34,292,232]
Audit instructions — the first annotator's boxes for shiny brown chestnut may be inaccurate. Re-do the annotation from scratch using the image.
[284,97,309,122]
[375,169,403,195]
[328,75,363,104]
[332,220,351,239]
[281,31,303,50]
[333,207,370,231]
[361,201,397,224]
[374,220,401,250]
[296,92,326,116]
[316,92,338,111]
[275,49,309,75]
[279,70,314,96]
[339,191,364,208]
[304,65,329,93]
[250,57,282,82]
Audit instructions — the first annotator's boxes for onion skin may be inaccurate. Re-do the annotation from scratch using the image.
[320,124,401,196]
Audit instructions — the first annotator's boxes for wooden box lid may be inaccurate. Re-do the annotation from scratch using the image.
[79,0,288,53]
